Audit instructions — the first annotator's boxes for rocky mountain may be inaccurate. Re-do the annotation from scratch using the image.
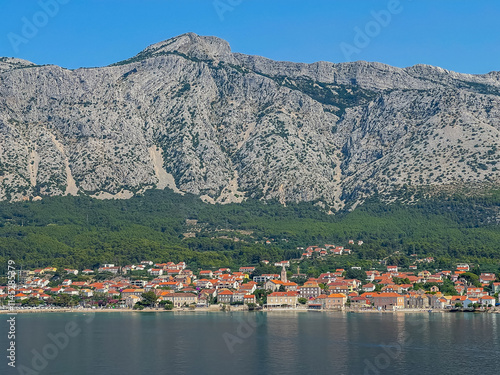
[0,33,499,209]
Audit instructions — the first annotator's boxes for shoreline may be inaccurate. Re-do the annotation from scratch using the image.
[2,307,498,315]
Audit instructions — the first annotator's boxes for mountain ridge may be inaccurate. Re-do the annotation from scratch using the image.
[0,33,499,209]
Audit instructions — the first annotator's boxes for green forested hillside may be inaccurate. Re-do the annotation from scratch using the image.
[0,189,499,272]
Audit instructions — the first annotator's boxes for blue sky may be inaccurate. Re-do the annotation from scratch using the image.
[0,0,499,74]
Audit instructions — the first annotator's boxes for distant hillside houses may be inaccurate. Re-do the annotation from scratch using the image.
[300,244,353,259]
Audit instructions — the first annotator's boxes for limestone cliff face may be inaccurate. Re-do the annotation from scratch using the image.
[0,33,499,208]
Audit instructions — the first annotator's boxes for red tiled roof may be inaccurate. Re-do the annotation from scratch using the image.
[269,291,299,297]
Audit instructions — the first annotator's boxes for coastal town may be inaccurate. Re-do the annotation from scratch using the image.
[2,243,500,313]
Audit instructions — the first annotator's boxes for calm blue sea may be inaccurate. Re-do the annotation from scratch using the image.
[1,311,499,374]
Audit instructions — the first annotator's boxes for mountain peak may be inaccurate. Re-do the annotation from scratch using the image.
[142,32,233,61]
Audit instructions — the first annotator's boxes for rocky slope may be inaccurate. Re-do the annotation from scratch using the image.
[0,33,499,209]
